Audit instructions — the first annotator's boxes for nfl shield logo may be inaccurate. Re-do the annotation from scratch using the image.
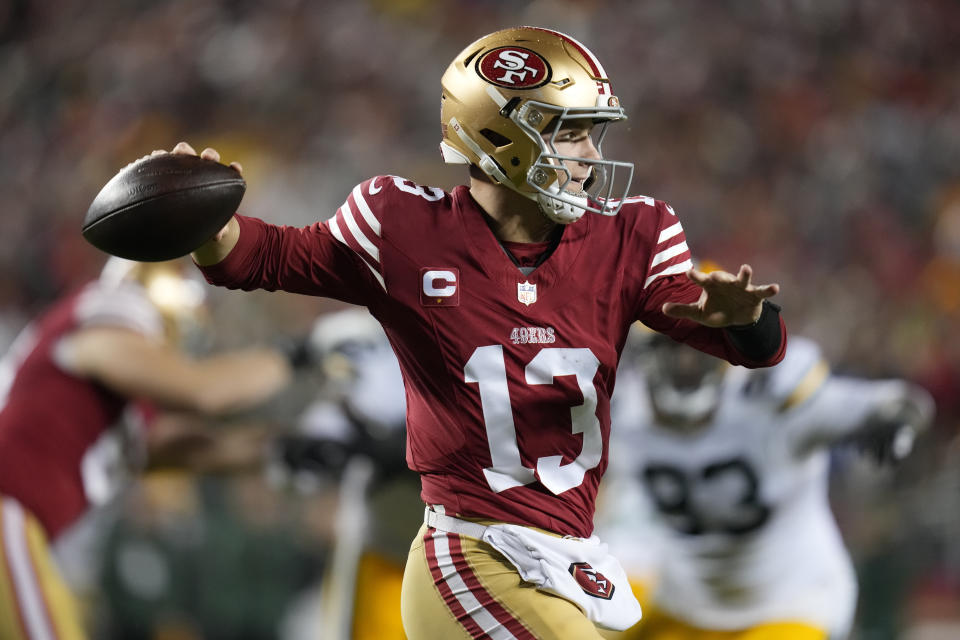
[517,281,537,306]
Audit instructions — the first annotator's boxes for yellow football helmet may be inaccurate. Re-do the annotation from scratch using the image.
[626,322,729,429]
[440,26,634,224]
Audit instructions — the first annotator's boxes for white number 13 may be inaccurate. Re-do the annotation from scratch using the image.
[464,346,602,495]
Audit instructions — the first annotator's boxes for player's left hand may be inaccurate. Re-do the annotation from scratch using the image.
[852,384,935,466]
[857,422,918,465]
[662,264,780,327]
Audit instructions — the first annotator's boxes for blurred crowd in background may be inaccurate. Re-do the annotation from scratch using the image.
[1,0,959,638]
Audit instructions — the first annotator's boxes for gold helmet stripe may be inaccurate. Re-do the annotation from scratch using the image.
[524,26,610,90]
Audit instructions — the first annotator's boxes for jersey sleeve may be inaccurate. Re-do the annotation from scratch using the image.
[199,176,395,306]
[752,337,904,453]
[74,283,165,340]
[758,336,829,409]
[638,200,695,291]
[629,200,785,367]
[784,377,913,451]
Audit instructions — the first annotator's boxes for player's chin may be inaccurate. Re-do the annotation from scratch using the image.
[563,182,588,198]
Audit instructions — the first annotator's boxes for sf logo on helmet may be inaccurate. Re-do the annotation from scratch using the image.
[478,47,550,89]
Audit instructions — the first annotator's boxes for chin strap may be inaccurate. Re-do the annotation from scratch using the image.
[537,186,588,224]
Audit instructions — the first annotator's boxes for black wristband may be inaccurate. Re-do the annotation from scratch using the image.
[723,300,783,362]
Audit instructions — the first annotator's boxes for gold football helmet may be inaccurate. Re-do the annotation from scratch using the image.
[440,26,634,224]
[99,257,208,344]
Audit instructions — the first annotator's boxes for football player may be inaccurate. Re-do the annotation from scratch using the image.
[270,308,417,640]
[597,329,935,640]
[157,26,788,640]
[0,258,292,640]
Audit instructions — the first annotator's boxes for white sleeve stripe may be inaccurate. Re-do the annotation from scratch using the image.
[360,259,387,291]
[657,222,683,244]
[77,305,158,331]
[644,259,693,289]
[651,241,689,268]
[666,204,676,216]
[351,184,381,236]
[339,201,380,264]
[76,287,163,337]
[78,313,160,337]
[327,215,347,244]
[326,217,387,292]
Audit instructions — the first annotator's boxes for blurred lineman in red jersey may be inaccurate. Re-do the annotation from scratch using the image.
[151,26,786,640]
[0,258,292,640]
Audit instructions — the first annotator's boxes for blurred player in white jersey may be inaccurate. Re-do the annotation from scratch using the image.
[598,329,934,640]
[272,308,417,640]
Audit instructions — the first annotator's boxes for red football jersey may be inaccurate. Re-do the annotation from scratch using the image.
[0,281,162,539]
[201,176,785,537]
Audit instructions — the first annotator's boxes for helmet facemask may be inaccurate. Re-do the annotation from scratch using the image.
[515,100,634,223]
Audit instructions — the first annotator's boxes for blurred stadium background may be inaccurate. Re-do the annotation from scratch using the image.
[1,0,959,638]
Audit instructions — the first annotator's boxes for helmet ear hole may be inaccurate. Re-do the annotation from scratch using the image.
[480,128,512,148]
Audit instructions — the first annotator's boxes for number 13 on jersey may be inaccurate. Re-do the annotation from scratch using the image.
[465,345,603,496]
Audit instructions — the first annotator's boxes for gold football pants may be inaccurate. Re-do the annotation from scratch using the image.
[0,496,87,640]
[401,523,608,639]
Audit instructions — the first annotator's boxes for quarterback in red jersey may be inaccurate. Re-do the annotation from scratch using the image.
[0,259,291,640]
[172,25,785,640]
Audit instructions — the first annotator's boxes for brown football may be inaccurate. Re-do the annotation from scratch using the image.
[82,153,245,261]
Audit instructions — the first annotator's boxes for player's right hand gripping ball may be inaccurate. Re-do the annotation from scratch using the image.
[82,153,246,261]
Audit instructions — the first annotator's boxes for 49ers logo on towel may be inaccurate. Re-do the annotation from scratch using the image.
[569,562,615,600]
[477,47,551,89]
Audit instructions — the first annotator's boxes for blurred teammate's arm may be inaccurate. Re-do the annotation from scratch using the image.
[60,325,292,415]
[143,414,271,473]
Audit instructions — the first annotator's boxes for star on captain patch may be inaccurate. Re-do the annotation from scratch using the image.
[517,281,537,306]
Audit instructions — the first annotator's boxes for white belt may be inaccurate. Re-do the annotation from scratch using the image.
[424,506,488,540]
